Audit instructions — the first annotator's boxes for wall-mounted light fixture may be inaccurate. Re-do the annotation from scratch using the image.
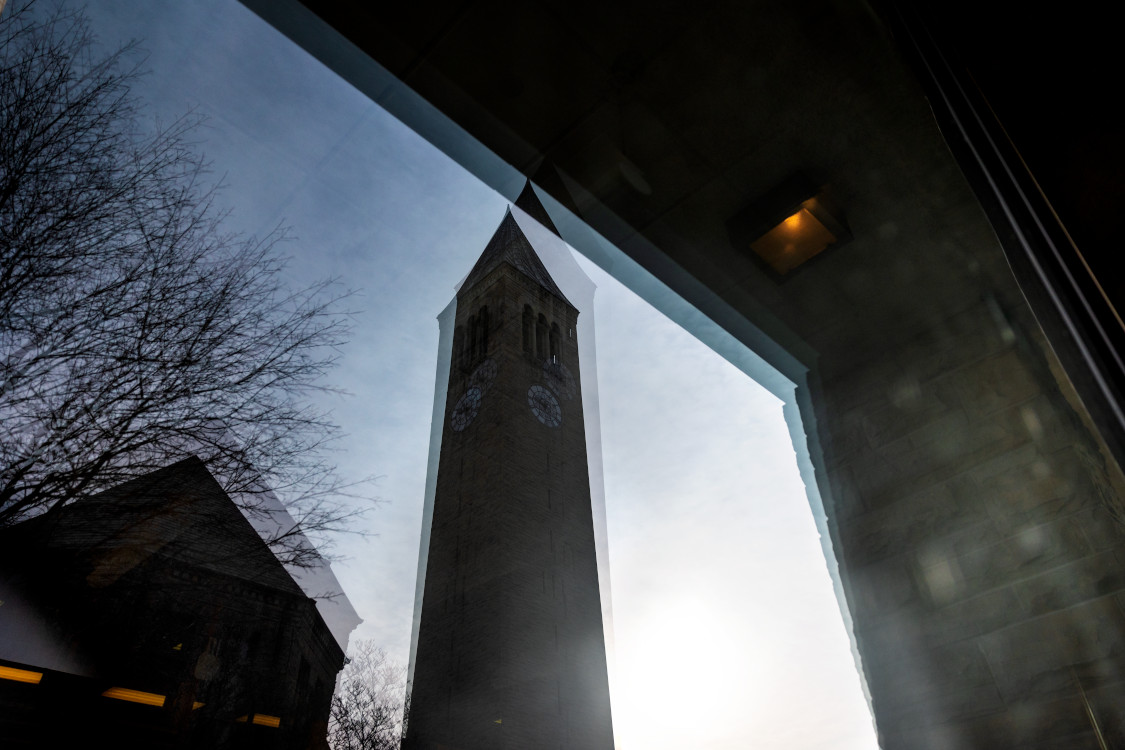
[728,173,850,278]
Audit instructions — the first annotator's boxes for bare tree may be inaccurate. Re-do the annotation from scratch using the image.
[329,641,408,750]
[0,2,363,563]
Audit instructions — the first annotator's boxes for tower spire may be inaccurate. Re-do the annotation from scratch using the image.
[461,206,571,305]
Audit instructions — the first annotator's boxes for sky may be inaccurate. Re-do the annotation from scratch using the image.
[44,1,877,747]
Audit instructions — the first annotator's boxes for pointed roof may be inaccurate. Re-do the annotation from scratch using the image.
[0,457,304,597]
[514,181,561,238]
[462,207,572,305]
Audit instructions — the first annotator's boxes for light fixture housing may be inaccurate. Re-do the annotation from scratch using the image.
[728,173,851,278]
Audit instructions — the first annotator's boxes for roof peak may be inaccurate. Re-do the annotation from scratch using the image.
[461,207,571,305]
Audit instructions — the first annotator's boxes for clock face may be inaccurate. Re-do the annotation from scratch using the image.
[542,360,576,401]
[527,385,562,427]
[451,386,482,432]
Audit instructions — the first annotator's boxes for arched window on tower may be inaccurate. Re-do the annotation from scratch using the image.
[467,314,477,362]
[549,322,560,363]
[453,325,464,371]
[522,305,533,353]
[536,314,548,360]
[478,306,489,356]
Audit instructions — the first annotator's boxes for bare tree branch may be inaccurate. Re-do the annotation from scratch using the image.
[0,1,371,564]
[329,641,407,750]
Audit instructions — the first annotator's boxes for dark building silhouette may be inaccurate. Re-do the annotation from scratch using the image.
[404,187,614,749]
[0,457,355,749]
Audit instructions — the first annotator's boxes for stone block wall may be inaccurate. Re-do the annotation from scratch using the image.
[810,281,1125,748]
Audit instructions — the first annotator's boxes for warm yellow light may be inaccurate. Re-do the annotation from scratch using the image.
[252,714,281,728]
[749,206,837,275]
[102,687,166,707]
[192,701,205,710]
[0,665,43,684]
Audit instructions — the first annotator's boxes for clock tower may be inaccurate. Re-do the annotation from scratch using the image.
[403,185,615,749]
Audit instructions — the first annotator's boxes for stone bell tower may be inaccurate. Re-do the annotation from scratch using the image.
[403,185,615,749]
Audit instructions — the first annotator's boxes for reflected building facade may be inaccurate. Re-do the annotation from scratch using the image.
[404,188,614,749]
[0,457,355,749]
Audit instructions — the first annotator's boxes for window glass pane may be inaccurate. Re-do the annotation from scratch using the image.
[0,2,875,748]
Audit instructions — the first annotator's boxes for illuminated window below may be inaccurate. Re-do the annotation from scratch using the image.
[237,713,281,727]
[0,666,43,684]
[102,687,166,707]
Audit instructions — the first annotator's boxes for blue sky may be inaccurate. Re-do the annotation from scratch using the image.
[55,1,877,746]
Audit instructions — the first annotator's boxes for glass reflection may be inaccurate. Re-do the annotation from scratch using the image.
[0,2,878,749]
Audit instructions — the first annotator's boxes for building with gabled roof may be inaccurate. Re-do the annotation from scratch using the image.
[0,456,356,749]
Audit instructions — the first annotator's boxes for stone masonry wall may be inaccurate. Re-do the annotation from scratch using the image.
[811,278,1125,748]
